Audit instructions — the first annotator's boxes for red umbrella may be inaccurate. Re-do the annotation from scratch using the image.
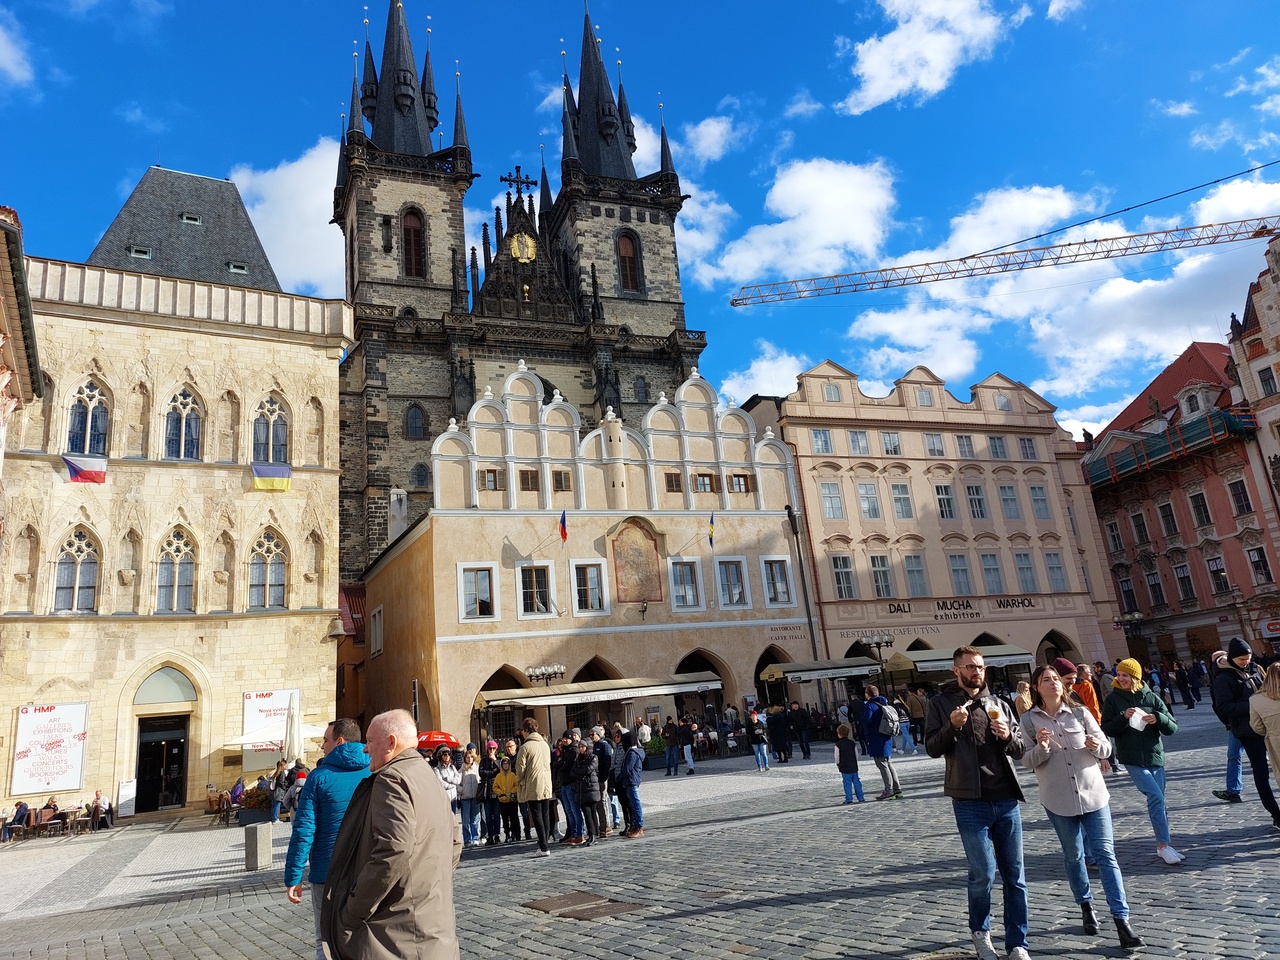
[417,730,462,752]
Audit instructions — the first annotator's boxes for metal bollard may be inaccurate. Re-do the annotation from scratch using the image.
[244,821,273,871]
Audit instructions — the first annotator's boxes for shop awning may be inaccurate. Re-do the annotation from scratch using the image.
[476,672,722,710]
[759,657,881,683]
[903,644,1035,673]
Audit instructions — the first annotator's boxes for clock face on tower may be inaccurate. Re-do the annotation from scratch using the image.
[509,232,537,263]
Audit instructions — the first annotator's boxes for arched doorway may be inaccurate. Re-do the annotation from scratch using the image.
[675,650,729,731]
[476,665,528,745]
[754,646,791,709]
[133,666,197,813]
[973,632,1003,647]
[567,656,624,732]
[1036,630,1078,665]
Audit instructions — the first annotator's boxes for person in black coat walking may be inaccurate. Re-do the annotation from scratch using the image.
[570,741,602,845]
[1211,638,1280,828]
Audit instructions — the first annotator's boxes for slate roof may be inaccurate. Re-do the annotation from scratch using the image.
[87,167,281,292]
[1097,341,1231,439]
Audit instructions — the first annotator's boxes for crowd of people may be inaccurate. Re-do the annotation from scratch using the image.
[2,790,113,841]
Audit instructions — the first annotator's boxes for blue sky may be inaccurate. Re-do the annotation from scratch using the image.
[2,0,1279,436]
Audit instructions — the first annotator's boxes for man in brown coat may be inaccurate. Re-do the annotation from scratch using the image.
[322,709,462,960]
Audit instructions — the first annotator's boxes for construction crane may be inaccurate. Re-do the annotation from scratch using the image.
[730,215,1280,307]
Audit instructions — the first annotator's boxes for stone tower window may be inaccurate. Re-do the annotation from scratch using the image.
[165,389,203,460]
[156,528,197,614]
[411,463,430,488]
[635,377,649,403]
[252,397,289,464]
[53,529,100,613]
[67,380,110,456]
[403,210,426,278]
[406,404,426,439]
[249,530,288,610]
[617,232,641,292]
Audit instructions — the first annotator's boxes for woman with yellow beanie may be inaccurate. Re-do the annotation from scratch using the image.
[1100,659,1182,864]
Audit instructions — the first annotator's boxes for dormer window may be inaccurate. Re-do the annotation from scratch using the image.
[1185,394,1201,414]
[227,261,248,275]
[180,213,202,225]
[129,246,152,259]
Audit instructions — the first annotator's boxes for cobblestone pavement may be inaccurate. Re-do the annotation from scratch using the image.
[1,705,1275,959]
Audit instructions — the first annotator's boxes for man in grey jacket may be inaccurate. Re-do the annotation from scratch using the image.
[323,709,461,960]
[925,646,1030,960]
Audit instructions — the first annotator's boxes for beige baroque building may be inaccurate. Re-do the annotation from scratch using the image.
[0,170,352,813]
[745,362,1119,686]
[362,365,813,740]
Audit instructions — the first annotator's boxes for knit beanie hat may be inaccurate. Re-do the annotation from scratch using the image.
[1228,637,1252,660]
[1050,657,1078,679]
[1113,658,1143,688]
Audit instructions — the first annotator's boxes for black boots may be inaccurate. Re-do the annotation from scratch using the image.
[1115,918,1145,950]
[1081,903,1099,935]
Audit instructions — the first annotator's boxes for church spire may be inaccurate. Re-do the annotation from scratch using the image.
[421,23,439,133]
[616,59,637,156]
[360,37,379,121]
[573,12,636,179]
[452,71,469,149]
[538,146,554,234]
[659,105,675,175]
[370,0,433,156]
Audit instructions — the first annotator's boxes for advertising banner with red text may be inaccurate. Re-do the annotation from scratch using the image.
[241,688,300,771]
[11,702,90,795]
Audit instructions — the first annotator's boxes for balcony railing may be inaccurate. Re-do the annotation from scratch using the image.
[1086,406,1255,488]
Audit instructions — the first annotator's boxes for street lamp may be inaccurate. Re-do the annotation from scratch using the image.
[865,632,895,691]
[1112,612,1145,662]
[525,663,566,733]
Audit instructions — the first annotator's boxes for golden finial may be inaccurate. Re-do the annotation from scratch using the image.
[363,6,369,42]
[426,13,432,50]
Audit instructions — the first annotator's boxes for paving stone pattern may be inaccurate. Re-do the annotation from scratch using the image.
[0,706,1275,959]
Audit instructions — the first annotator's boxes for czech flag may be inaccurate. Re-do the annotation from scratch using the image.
[62,455,107,483]
[708,512,715,549]
[559,510,568,543]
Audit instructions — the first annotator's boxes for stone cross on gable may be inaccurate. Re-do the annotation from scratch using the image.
[499,166,538,198]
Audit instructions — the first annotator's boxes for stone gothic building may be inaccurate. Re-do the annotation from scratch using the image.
[337,2,706,580]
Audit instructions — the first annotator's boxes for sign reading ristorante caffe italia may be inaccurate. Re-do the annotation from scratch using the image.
[873,596,1042,620]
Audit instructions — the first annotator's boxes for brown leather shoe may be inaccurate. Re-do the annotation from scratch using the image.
[628,827,644,838]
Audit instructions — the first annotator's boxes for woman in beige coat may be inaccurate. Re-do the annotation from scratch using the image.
[1248,663,1280,777]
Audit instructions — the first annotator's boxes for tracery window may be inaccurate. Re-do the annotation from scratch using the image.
[164,389,203,460]
[53,529,99,613]
[157,528,196,614]
[249,530,287,609]
[67,381,109,455]
[252,397,289,464]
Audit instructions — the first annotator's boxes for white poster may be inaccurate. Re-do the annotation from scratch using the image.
[11,702,90,795]
[117,779,137,818]
[241,689,300,771]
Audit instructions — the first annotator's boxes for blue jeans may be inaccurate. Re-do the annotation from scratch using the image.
[683,744,696,771]
[1226,731,1243,795]
[1240,732,1280,818]
[270,800,282,822]
[1045,806,1129,919]
[665,744,680,774]
[623,782,643,827]
[752,743,769,769]
[798,729,811,758]
[842,772,864,803]
[483,798,501,839]
[608,792,621,826]
[894,726,916,753]
[1124,765,1170,845]
[459,798,480,845]
[559,786,584,838]
[952,799,1029,951]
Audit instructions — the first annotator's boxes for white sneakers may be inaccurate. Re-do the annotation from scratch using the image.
[971,930,999,960]
[1008,948,1032,960]
[1157,844,1185,864]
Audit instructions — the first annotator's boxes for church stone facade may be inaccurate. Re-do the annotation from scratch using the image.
[337,2,705,581]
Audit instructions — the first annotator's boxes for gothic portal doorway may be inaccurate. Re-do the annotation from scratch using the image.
[135,715,188,813]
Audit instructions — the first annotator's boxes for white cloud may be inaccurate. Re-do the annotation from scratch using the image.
[848,304,988,383]
[835,0,1011,115]
[115,101,167,133]
[784,90,824,118]
[537,82,564,113]
[0,9,33,87]
[1191,119,1237,150]
[1259,95,1280,117]
[694,157,896,287]
[631,114,660,174]
[719,340,811,404]
[1153,99,1196,117]
[231,138,345,299]
[1227,55,1280,97]
[674,178,735,268]
[681,115,747,166]
[1055,396,1134,441]
[1046,0,1084,19]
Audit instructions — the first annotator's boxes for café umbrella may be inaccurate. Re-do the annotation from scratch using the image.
[283,692,305,762]
[224,716,328,750]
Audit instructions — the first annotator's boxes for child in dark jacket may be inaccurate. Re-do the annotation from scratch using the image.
[834,723,865,804]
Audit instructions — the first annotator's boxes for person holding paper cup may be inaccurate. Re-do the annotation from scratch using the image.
[1100,658,1182,864]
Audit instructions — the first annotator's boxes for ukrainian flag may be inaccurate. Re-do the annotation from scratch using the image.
[251,464,292,491]
[708,512,715,549]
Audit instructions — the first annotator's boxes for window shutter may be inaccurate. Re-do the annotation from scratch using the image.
[712,475,722,493]
[476,471,484,491]
[496,470,506,491]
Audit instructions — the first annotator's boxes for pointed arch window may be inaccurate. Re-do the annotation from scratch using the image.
[165,389,203,460]
[617,233,640,292]
[67,380,109,455]
[402,210,425,278]
[54,529,100,613]
[157,528,197,614]
[406,404,426,439]
[249,530,288,610]
[252,397,289,464]
[411,463,430,488]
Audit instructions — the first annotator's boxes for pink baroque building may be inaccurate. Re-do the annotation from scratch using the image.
[1084,340,1278,666]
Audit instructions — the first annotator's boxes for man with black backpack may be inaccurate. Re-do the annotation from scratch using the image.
[862,685,902,800]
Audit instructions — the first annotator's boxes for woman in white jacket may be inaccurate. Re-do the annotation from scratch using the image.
[1020,665,1143,951]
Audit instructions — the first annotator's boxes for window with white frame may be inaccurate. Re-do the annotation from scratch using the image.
[823,383,841,402]
[1206,556,1230,594]
[881,432,902,456]
[916,388,934,407]
[459,563,498,620]
[1228,479,1253,516]
[869,555,895,599]
[762,558,794,606]
[935,483,956,520]
[518,564,553,616]
[1029,485,1051,520]
[1066,505,1078,536]
[904,555,929,597]
[1174,563,1195,602]
[966,484,987,520]
[832,555,857,600]
[53,529,99,613]
[1118,577,1137,612]
[1045,552,1068,593]
[1248,547,1274,584]
[1157,502,1178,536]
[979,553,1005,594]
[948,554,973,596]
[718,559,750,607]
[998,485,1020,520]
[1014,552,1038,593]
[812,429,833,454]
[573,561,608,614]
[479,468,506,491]
[1017,437,1038,460]
[819,481,844,520]
[1189,492,1213,527]
[924,433,945,457]
[956,435,976,458]
[248,530,287,609]
[729,474,751,494]
[369,606,384,657]
[1130,511,1150,545]
[858,482,881,519]
[988,436,1008,459]
[670,559,703,610]
[891,482,913,520]
[848,430,870,455]
[1145,571,1166,606]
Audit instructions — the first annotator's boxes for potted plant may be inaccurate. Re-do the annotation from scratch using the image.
[643,732,666,770]
[236,787,271,826]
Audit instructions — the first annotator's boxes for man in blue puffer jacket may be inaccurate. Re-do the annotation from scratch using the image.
[284,718,371,960]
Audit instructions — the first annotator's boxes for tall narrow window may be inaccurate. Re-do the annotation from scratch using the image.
[165,389,202,460]
[67,380,110,455]
[966,484,987,520]
[1105,521,1123,553]
[406,405,426,439]
[575,563,605,611]
[935,484,956,520]
[949,555,973,596]
[157,528,196,614]
[618,234,639,291]
[1014,552,1038,593]
[672,561,700,608]
[53,530,99,613]
[1045,552,1068,593]
[1029,485,1051,521]
[1145,571,1166,606]
[890,483,913,520]
[870,555,895,598]
[253,397,289,464]
[1174,563,1195,602]
[634,377,649,403]
[718,560,749,607]
[520,566,552,614]
[832,556,857,600]
[1118,577,1138,612]
[1157,502,1178,536]
[858,482,881,520]
[1130,511,1150,545]
[463,567,494,618]
[819,481,844,520]
[411,463,430,487]
[904,555,929,597]
[980,553,1005,594]
[1206,556,1230,593]
[1228,479,1253,516]
[402,210,425,278]
[1248,547,1274,585]
[763,559,792,604]
[999,485,1021,520]
[1189,492,1212,527]
[249,531,288,609]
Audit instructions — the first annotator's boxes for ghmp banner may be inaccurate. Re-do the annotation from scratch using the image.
[11,702,90,795]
